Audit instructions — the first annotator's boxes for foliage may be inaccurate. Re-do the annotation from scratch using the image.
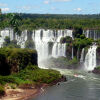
[17,66,61,84]
[0,53,10,75]
[60,37,66,43]
[3,37,20,48]
[4,36,10,44]
[0,65,61,85]
[0,85,5,96]
[60,36,72,43]
[73,27,83,38]
[7,14,22,35]
[95,66,100,70]
[1,13,100,31]
[25,40,35,49]
[73,37,93,49]
[0,48,37,75]
[68,57,78,65]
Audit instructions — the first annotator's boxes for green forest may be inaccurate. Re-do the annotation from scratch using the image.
[0,13,100,31]
[0,13,100,98]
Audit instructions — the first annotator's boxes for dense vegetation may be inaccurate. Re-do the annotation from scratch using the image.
[0,64,61,97]
[3,36,21,48]
[0,65,61,85]
[0,13,100,97]
[1,13,100,31]
[0,48,37,75]
[0,47,62,97]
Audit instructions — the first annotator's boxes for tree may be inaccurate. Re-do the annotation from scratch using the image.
[3,36,10,46]
[7,14,22,35]
[25,40,35,49]
[3,37,20,48]
[73,27,83,38]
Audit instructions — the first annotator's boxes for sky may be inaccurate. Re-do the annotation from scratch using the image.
[0,0,100,14]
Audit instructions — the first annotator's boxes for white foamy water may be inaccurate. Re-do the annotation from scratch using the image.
[83,30,100,40]
[80,48,85,63]
[84,44,97,71]
[32,29,73,68]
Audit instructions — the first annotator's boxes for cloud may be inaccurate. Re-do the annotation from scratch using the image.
[0,3,7,7]
[74,8,82,12]
[44,0,49,4]
[1,8,10,12]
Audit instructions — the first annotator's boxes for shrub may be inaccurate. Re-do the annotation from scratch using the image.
[0,53,10,75]
[0,65,61,86]
[3,37,20,48]
[25,40,35,49]
[0,85,5,96]
[60,37,66,43]
[0,48,37,74]
[60,36,73,44]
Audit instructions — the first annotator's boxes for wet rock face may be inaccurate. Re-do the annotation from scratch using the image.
[96,47,100,67]
[92,68,100,74]
[66,45,72,60]
[0,48,38,75]
[92,46,100,74]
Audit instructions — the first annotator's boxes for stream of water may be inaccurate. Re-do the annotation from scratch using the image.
[31,69,100,100]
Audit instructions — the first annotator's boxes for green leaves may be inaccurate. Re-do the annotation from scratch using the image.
[73,37,93,49]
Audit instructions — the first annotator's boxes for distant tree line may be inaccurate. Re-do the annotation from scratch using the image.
[0,13,100,31]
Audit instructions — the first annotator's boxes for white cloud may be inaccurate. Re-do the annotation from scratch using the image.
[0,3,7,7]
[1,8,10,12]
[74,8,82,12]
[44,0,49,4]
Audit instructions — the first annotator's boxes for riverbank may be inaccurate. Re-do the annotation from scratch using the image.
[0,84,47,100]
[0,76,66,100]
[92,67,100,74]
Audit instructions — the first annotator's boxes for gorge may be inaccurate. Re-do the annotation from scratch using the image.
[1,28,100,100]
[0,28,99,71]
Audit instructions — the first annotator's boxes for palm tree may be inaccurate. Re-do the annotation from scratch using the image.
[7,13,22,35]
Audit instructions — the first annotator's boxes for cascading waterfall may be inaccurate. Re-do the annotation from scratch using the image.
[0,28,99,70]
[32,29,73,68]
[15,30,28,48]
[0,28,13,47]
[72,47,74,59]
[80,48,85,63]
[52,43,66,58]
[84,44,97,71]
[83,30,100,40]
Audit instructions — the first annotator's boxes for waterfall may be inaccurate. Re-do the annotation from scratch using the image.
[83,30,100,40]
[0,28,73,68]
[15,30,28,48]
[31,29,73,68]
[52,43,66,58]
[80,48,85,63]
[84,45,97,71]
[0,28,27,48]
[0,28,13,47]
[72,47,74,59]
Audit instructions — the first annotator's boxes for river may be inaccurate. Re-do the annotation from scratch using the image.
[31,69,100,100]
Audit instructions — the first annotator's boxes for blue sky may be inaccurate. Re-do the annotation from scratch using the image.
[0,0,100,14]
